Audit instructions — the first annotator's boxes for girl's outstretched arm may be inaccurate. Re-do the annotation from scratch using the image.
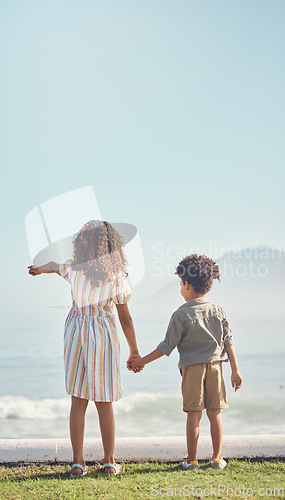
[28,262,60,276]
[115,303,142,370]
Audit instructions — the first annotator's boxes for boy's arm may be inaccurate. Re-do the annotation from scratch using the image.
[115,304,142,371]
[225,344,243,392]
[130,310,183,372]
[28,262,60,275]
[130,348,164,369]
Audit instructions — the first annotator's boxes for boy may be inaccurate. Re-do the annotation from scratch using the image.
[130,254,242,470]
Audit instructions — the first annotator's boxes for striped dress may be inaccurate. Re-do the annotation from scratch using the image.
[59,259,131,402]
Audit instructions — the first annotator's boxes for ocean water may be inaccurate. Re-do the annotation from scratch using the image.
[0,313,284,439]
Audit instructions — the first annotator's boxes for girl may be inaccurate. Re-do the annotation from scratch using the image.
[28,220,141,477]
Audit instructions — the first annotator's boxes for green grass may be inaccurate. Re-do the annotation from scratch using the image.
[0,459,284,499]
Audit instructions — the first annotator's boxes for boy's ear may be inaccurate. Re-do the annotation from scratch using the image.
[184,281,191,290]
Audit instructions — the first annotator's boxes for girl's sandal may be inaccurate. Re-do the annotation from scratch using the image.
[70,463,88,478]
[103,463,122,475]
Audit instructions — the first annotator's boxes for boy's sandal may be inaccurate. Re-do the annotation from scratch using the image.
[70,463,88,478]
[103,463,122,475]
[211,458,227,470]
[182,460,198,471]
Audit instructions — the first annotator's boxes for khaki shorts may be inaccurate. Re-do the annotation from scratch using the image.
[181,362,228,412]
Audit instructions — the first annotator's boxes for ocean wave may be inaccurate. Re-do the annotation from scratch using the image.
[0,396,69,420]
[0,393,284,426]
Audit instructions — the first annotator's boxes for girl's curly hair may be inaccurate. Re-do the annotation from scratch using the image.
[175,254,220,294]
[71,220,128,286]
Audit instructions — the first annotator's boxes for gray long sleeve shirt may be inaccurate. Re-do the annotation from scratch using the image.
[157,297,234,368]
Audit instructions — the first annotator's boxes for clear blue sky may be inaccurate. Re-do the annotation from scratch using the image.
[1,0,285,312]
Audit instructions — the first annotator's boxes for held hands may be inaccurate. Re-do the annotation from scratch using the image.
[126,354,145,373]
[231,370,243,392]
[130,356,145,373]
[28,266,42,276]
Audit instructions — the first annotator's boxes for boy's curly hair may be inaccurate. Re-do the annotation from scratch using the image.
[71,220,128,286]
[175,254,220,294]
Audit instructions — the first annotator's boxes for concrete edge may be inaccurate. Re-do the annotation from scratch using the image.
[0,435,285,463]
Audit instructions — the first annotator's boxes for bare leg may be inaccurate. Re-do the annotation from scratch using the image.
[69,395,89,475]
[206,409,223,459]
[186,410,202,462]
[95,402,116,474]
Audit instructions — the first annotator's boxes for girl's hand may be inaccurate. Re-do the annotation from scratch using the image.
[126,353,143,372]
[28,266,42,276]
